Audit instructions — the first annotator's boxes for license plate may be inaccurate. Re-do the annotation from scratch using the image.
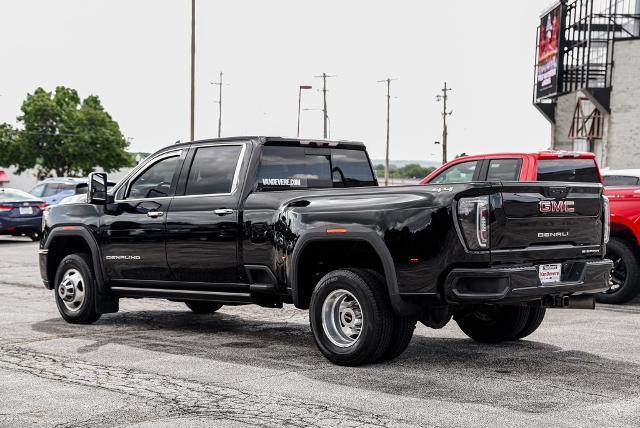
[538,264,562,284]
[19,207,33,215]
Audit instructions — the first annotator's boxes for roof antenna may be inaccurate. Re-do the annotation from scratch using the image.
[175,140,181,145]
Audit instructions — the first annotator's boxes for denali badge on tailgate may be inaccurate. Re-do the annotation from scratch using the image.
[539,200,575,213]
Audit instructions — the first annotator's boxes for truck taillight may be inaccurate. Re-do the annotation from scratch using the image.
[457,196,490,250]
[603,195,610,244]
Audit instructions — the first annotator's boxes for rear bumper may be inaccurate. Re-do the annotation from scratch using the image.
[0,216,41,235]
[443,259,612,304]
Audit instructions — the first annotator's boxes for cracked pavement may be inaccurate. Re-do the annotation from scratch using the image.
[1,237,640,426]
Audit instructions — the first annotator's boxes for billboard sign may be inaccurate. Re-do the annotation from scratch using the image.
[536,4,564,99]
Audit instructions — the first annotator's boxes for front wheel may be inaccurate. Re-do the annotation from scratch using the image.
[456,305,530,343]
[309,269,393,366]
[54,253,101,324]
[596,237,640,304]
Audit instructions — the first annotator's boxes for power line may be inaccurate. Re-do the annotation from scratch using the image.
[377,78,397,187]
[313,73,336,139]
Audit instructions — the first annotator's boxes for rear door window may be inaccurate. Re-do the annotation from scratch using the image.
[537,159,599,183]
[431,161,478,184]
[486,159,522,181]
[184,145,243,195]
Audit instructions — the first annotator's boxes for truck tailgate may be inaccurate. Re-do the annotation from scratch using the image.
[491,182,604,263]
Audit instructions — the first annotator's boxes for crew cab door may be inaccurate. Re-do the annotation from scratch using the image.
[165,143,246,285]
[101,150,184,281]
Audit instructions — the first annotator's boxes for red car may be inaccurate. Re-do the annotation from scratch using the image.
[421,151,639,304]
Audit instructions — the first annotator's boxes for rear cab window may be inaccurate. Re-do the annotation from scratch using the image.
[256,145,376,191]
[537,159,600,183]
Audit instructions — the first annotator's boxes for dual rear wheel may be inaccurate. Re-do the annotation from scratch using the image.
[309,269,416,366]
[455,305,546,343]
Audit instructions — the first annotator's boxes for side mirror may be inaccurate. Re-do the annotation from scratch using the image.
[88,172,108,205]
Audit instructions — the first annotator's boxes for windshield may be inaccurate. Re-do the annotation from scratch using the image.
[0,188,40,202]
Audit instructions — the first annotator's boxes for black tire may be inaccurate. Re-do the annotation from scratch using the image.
[596,237,640,304]
[54,253,101,324]
[185,301,223,314]
[29,232,41,242]
[513,306,546,340]
[309,269,393,366]
[362,269,416,362]
[456,305,530,343]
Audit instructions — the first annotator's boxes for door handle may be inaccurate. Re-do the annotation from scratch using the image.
[147,211,164,218]
[214,209,234,216]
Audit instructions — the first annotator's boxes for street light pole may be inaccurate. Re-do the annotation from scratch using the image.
[190,0,196,141]
[297,85,312,138]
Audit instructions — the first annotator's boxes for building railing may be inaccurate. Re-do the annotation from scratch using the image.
[534,0,639,102]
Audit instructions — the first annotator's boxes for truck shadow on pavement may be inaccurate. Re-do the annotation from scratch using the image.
[32,310,640,413]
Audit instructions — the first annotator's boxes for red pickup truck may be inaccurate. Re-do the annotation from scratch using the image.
[421,151,639,304]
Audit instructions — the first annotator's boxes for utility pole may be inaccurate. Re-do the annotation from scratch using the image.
[211,72,224,138]
[190,0,196,141]
[436,82,453,164]
[377,78,397,186]
[314,73,335,138]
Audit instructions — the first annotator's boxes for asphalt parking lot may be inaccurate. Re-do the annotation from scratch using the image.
[1,237,640,427]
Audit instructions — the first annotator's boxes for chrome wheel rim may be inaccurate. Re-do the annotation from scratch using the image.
[57,268,85,312]
[321,289,363,348]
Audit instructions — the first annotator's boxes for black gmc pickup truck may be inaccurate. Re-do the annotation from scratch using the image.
[40,137,612,366]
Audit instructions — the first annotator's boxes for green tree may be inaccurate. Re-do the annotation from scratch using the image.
[0,123,19,168]
[0,86,134,179]
[395,164,431,179]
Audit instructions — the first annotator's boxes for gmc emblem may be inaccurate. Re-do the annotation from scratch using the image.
[539,200,575,213]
